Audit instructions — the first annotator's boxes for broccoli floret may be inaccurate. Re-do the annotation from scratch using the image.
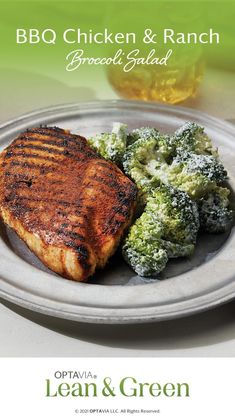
[112,122,127,139]
[122,213,168,277]
[174,122,218,156]
[148,185,199,245]
[127,127,160,145]
[161,240,195,258]
[122,186,199,277]
[165,152,228,199]
[172,152,227,183]
[144,153,232,232]
[124,132,227,200]
[123,134,174,188]
[127,123,217,158]
[88,122,127,164]
[198,187,233,233]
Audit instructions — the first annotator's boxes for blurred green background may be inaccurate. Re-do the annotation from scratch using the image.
[1,1,235,72]
[0,1,234,120]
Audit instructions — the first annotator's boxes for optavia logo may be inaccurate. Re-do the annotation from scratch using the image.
[45,372,190,398]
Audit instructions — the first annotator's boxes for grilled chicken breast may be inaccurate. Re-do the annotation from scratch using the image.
[0,126,137,281]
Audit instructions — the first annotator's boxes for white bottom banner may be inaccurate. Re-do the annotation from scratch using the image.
[0,358,233,418]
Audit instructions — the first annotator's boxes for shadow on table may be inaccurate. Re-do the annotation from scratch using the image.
[1,297,235,352]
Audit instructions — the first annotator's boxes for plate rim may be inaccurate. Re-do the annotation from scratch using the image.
[1,99,235,136]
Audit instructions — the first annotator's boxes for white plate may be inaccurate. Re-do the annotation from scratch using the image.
[0,100,234,323]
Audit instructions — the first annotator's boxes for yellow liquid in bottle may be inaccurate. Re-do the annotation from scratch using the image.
[108,59,204,105]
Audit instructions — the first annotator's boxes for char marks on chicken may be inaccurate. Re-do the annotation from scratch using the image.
[0,127,137,281]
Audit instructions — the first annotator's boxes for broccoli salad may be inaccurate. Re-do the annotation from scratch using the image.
[88,122,233,277]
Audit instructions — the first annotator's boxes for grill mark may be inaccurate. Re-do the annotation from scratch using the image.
[57,229,85,241]
[129,186,138,200]
[3,199,88,240]
[36,125,66,133]
[13,143,92,160]
[23,129,87,145]
[4,171,34,181]
[5,174,62,187]
[3,194,18,204]
[117,190,137,204]
[112,206,130,217]
[9,196,93,214]
[105,218,125,235]
[10,203,34,214]
[26,190,81,204]
[5,151,60,164]
[15,137,88,153]
[79,260,90,270]
[92,175,120,190]
[113,219,124,227]
[9,161,57,173]
[3,198,88,221]
[14,143,70,154]
[117,191,126,199]
[9,180,33,188]
[75,244,89,258]
[119,195,136,206]
[9,196,83,207]
[66,242,91,270]
[5,177,66,192]
[18,132,81,144]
